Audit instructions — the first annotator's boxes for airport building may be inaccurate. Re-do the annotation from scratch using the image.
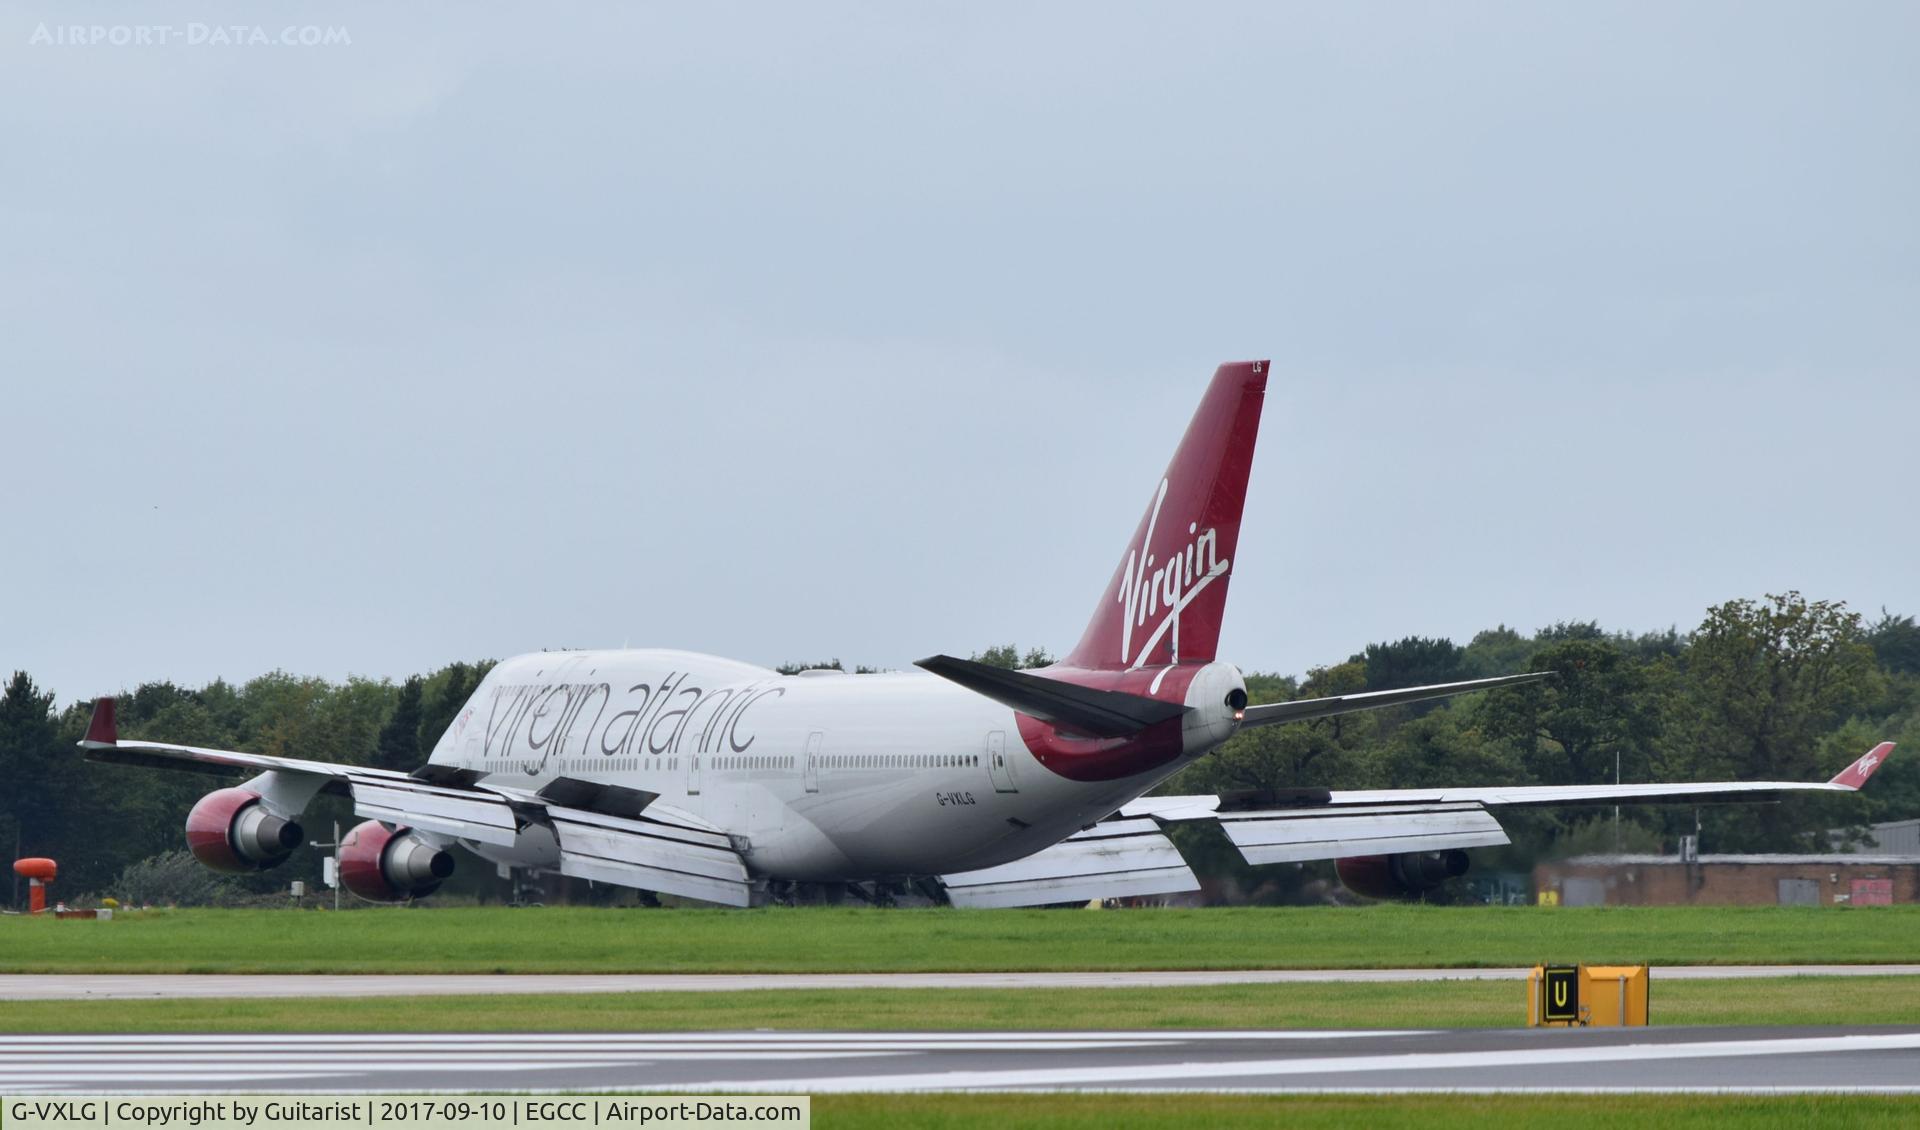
[1534,852,1920,907]
[1842,818,1920,855]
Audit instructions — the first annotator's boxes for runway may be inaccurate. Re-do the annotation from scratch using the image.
[1,1028,1917,1094]
[6,965,1918,1000]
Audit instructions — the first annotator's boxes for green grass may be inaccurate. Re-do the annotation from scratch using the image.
[809,1094,1920,1129]
[4,905,1916,973]
[4,976,1918,1033]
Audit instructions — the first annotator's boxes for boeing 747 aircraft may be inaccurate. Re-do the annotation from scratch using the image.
[78,363,1895,905]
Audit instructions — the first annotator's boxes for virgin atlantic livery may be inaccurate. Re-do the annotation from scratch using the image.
[79,362,1896,906]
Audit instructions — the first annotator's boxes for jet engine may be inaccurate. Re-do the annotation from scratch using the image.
[1335,850,1469,900]
[185,788,304,873]
[337,820,454,903]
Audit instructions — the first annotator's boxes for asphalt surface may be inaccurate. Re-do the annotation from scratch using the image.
[1,1028,1917,1093]
[6,966,1919,1000]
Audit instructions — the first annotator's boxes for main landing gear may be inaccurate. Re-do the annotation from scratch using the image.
[844,881,898,908]
[757,878,946,907]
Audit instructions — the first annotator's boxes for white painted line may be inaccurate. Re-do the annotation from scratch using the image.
[0,1030,1416,1044]
[0,1043,691,1051]
[658,1032,1920,1093]
[1130,1086,1920,1095]
[0,1073,352,1082]
[0,1063,626,1077]
[0,1053,913,1079]
[761,1085,1920,1096]
[0,1051,910,1059]
[0,1043,1144,1059]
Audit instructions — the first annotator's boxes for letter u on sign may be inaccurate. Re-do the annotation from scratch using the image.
[1542,966,1580,1023]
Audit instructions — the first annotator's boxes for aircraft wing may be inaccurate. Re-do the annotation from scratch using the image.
[939,817,1199,908]
[535,802,751,907]
[80,698,525,846]
[77,697,751,906]
[1121,741,1896,865]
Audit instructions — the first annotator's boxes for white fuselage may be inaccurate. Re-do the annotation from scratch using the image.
[428,648,1244,882]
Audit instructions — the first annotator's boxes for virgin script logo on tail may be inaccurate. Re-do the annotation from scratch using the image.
[1117,478,1229,669]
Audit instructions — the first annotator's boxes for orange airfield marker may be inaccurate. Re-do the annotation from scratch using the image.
[12,857,58,914]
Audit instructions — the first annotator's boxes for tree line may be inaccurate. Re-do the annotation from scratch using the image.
[3,592,1916,907]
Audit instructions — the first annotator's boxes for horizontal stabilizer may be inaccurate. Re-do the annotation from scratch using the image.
[1241,671,1553,728]
[940,818,1198,908]
[916,654,1189,738]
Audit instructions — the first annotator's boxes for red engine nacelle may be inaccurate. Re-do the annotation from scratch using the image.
[185,788,304,873]
[337,820,454,903]
[1335,850,1470,900]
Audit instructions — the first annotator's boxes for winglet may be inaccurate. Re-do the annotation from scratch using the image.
[1828,741,1894,790]
[80,697,118,749]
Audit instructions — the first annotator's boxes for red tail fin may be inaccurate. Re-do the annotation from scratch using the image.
[1061,361,1267,671]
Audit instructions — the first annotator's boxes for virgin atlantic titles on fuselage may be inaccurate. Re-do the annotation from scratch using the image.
[82,362,1895,906]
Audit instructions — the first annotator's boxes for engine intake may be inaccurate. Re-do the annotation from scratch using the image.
[1335,850,1470,900]
[185,788,304,873]
[338,820,454,903]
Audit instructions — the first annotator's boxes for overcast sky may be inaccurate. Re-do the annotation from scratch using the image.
[4,3,1915,703]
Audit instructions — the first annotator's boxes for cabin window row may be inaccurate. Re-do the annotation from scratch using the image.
[707,753,983,772]
[813,753,980,771]
[474,753,981,775]
[476,757,677,774]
